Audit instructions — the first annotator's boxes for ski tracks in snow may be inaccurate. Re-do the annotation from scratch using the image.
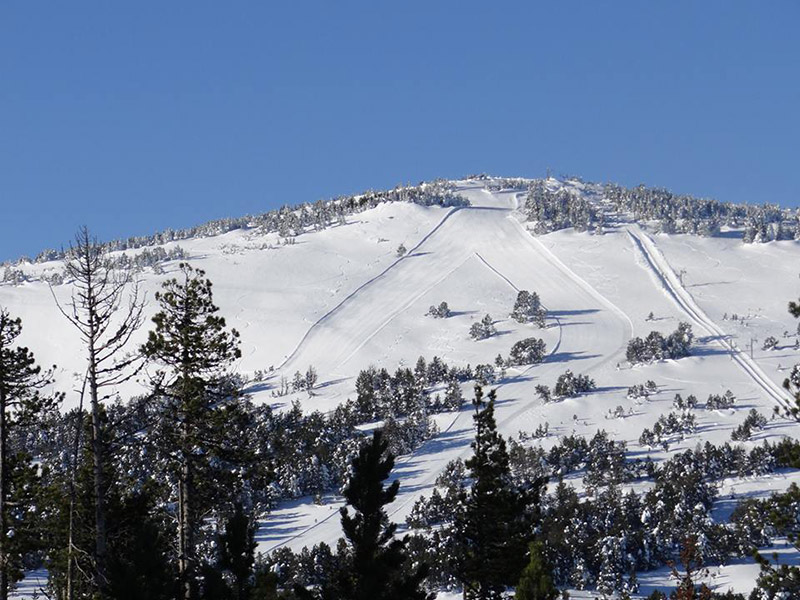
[626,226,793,412]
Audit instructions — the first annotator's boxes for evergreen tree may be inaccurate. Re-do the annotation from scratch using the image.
[469,315,497,340]
[515,541,558,600]
[508,338,547,366]
[0,310,58,600]
[297,430,432,600]
[455,386,545,599]
[141,263,242,600]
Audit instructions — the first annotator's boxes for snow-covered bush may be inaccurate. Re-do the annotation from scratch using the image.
[626,322,694,364]
[510,290,547,327]
[426,301,451,318]
[553,370,595,398]
[508,337,547,365]
[706,390,736,411]
[469,314,497,340]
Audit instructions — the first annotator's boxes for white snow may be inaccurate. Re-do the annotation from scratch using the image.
[3,179,800,597]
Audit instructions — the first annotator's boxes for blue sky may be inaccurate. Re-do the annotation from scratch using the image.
[2,1,798,261]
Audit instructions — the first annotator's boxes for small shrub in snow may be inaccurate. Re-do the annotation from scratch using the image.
[672,393,698,410]
[553,370,595,399]
[469,314,497,340]
[626,322,694,364]
[508,337,547,365]
[706,390,736,411]
[731,409,768,441]
[426,301,451,318]
[535,384,552,404]
[396,243,407,257]
[761,336,779,351]
[606,405,628,419]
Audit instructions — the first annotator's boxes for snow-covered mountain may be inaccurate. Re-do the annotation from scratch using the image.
[5,176,800,597]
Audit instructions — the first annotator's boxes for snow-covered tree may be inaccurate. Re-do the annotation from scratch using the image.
[508,338,547,365]
[511,290,546,327]
[469,315,497,340]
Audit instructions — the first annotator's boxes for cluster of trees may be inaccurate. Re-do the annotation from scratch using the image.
[604,182,800,243]
[469,315,497,340]
[626,322,694,364]
[403,418,800,598]
[524,180,602,234]
[510,290,547,327]
[533,371,595,404]
[264,387,558,599]
[627,380,659,402]
[639,411,698,449]
[4,246,188,287]
[513,174,800,245]
[2,222,799,599]
[707,390,737,411]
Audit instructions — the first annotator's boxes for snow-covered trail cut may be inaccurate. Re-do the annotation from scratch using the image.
[626,226,794,413]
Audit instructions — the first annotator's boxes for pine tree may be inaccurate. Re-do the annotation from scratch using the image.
[515,541,558,600]
[455,386,545,599]
[297,430,432,600]
[0,310,58,600]
[141,263,242,600]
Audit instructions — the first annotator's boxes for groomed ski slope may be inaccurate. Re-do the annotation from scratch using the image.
[258,184,634,552]
[4,179,800,598]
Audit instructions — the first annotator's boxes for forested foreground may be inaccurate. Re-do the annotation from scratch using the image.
[1,228,800,600]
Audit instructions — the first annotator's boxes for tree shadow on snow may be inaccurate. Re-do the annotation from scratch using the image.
[548,308,600,317]
[545,350,601,363]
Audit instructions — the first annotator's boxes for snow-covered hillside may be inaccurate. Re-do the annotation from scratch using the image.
[4,177,800,598]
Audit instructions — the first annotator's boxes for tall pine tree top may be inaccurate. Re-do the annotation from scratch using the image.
[456,385,546,600]
[142,262,241,382]
[298,429,432,600]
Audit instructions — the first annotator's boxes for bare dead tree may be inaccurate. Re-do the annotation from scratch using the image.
[51,226,145,598]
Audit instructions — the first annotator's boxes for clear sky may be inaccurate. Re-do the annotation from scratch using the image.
[1,1,798,262]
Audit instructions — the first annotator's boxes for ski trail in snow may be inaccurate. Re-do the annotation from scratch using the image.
[333,252,475,371]
[276,205,467,371]
[509,218,635,340]
[626,226,793,412]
